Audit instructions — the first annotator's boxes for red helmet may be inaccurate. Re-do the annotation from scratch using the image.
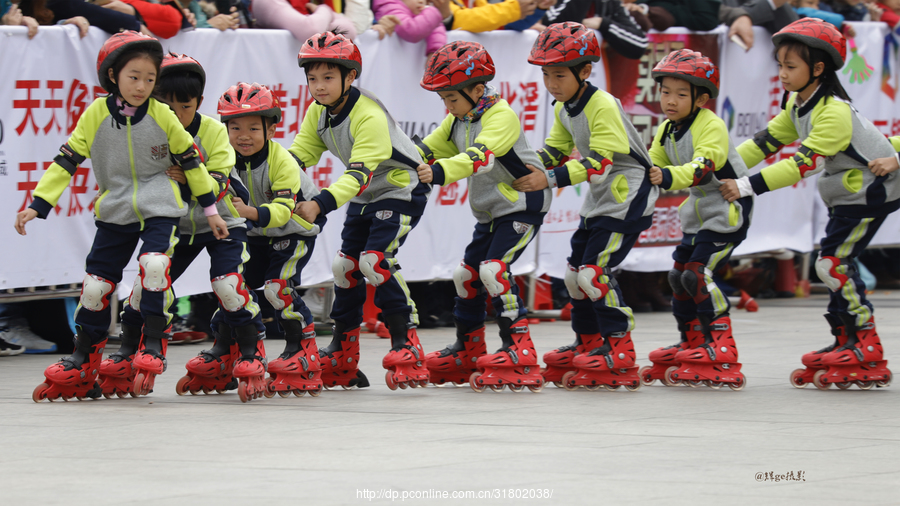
[298,31,363,78]
[421,42,495,92]
[97,30,163,93]
[217,82,282,124]
[773,18,846,69]
[652,49,720,99]
[160,52,206,92]
[527,22,601,67]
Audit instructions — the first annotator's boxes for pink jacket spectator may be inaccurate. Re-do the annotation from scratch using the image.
[372,0,447,55]
[252,0,357,42]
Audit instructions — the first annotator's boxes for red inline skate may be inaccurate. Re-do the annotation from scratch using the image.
[666,315,745,390]
[470,318,544,393]
[98,323,141,398]
[318,321,370,389]
[232,325,268,402]
[175,323,239,395]
[790,314,846,388]
[266,320,323,398]
[425,322,486,386]
[814,315,891,390]
[33,331,106,402]
[541,333,604,387]
[563,332,641,391]
[131,316,170,397]
[383,313,429,389]
[640,317,704,386]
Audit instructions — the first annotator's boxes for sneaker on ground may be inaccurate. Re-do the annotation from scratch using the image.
[0,331,26,356]
[3,320,58,353]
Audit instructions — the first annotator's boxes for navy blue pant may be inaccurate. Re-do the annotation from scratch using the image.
[568,224,641,336]
[820,213,887,326]
[330,209,420,328]
[671,235,739,322]
[454,218,539,328]
[76,217,180,344]
[243,234,315,328]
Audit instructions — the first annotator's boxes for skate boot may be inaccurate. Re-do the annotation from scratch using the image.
[382,313,429,389]
[667,314,745,390]
[175,323,239,395]
[814,315,892,390]
[541,333,604,387]
[424,321,487,386]
[318,321,370,389]
[564,332,641,391]
[266,320,323,398]
[98,323,142,398]
[639,317,704,386]
[471,317,544,393]
[232,325,268,402]
[789,314,846,389]
[131,316,170,397]
[33,330,106,402]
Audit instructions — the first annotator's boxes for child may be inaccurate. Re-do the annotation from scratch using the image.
[416,41,552,392]
[644,49,750,390]
[17,31,227,402]
[290,31,430,390]
[720,18,897,390]
[518,22,659,391]
[221,82,327,401]
[372,0,446,57]
[99,53,266,399]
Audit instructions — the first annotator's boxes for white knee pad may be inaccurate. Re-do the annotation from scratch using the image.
[478,260,510,298]
[577,265,610,302]
[564,264,586,300]
[139,252,171,292]
[453,261,479,299]
[264,279,293,311]
[816,255,849,292]
[212,273,251,312]
[80,274,115,312]
[332,251,359,289]
[128,276,143,312]
[359,250,391,287]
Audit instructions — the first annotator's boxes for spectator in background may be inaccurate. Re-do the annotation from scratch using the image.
[506,0,555,30]
[98,0,196,38]
[874,0,900,29]
[719,0,797,51]
[833,0,870,20]
[252,0,357,40]
[444,0,537,33]
[0,303,58,354]
[542,0,648,59]
[18,0,144,35]
[373,0,447,57]
[2,0,41,37]
[191,0,241,30]
[790,0,856,36]
[344,0,374,34]
[637,0,722,31]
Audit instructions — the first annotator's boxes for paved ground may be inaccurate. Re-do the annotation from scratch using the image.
[1,293,898,506]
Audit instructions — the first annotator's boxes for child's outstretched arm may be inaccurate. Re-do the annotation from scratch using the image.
[869,136,900,176]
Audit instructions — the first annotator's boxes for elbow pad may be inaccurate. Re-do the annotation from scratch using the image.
[173,143,202,170]
[690,157,716,187]
[467,142,495,175]
[583,151,613,184]
[413,135,436,164]
[53,143,86,175]
[794,145,826,178]
[537,145,569,169]
[347,162,372,196]
[752,129,785,157]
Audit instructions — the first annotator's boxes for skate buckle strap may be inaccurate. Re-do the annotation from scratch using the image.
[511,325,528,334]
[507,349,519,365]
[299,356,309,371]
[703,345,716,361]
[709,322,729,331]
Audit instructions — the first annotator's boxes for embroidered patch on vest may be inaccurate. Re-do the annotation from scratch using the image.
[512,222,532,235]
[273,239,291,251]
[150,144,169,161]
[375,210,394,220]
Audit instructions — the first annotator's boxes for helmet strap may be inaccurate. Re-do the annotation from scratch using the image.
[565,66,586,106]
[462,86,479,110]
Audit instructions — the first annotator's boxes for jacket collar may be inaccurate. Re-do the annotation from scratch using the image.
[106,94,149,125]
[563,81,598,117]
[237,140,270,170]
[326,87,361,128]
[186,112,202,138]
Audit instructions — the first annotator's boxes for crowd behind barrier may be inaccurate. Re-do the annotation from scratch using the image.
[1,23,898,298]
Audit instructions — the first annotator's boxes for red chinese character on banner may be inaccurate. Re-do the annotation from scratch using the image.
[269,83,288,139]
[18,162,54,212]
[892,119,900,137]
[498,81,518,107]
[66,79,91,135]
[520,82,539,132]
[44,80,64,134]
[436,181,467,206]
[93,86,106,99]
[14,80,41,136]
[289,84,315,136]
[311,158,333,189]
[68,167,91,216]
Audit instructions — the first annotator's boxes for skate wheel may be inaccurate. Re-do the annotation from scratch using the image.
[489,384,504,392]
[452,381,466,387]
[76,396,85,401]
[858,381,875,390]
[189,389,198,395]
[688,380,703,388]
[664,366,682,387]
[32,383,50,403]
[527,380,544,393]
[836,382,853,390]
[705,381,723,390]
[216,389,227,394]
[469,372,486,393]
[175,376,190,396]
[103,392,113,399]
[293,389,307,397]
[789,368,808,389]
[308,388,322,397]
[812,369,831,390]
[552,381,563,389]
[385,371,398,391]
[238,381,250,403]
[877,373,891,387]
[728,375,746,391]
[638,365,655,386]
[508,384,524,392]
[278,390,290,398]
[585,384,603,392]
[418,380,429,388]
[398,380,409,390]
[625,382,641,392]
[117,390,128,399]
[133,373,146,396]
[340,385,352,390]
[561,371,579,391]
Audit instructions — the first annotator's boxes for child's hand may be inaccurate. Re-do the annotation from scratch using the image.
[166,165,187,184]
[294,201,321,223]
[231,197,258,221]
[431,0,452,19]
[416,163,434,183]
[15,208,38,236]
[649,166,663,186]
[869,156,900,176]
[207,214,230,240]
[536,0,556,9]
[718,179,740,203]
[511,165,549,192]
